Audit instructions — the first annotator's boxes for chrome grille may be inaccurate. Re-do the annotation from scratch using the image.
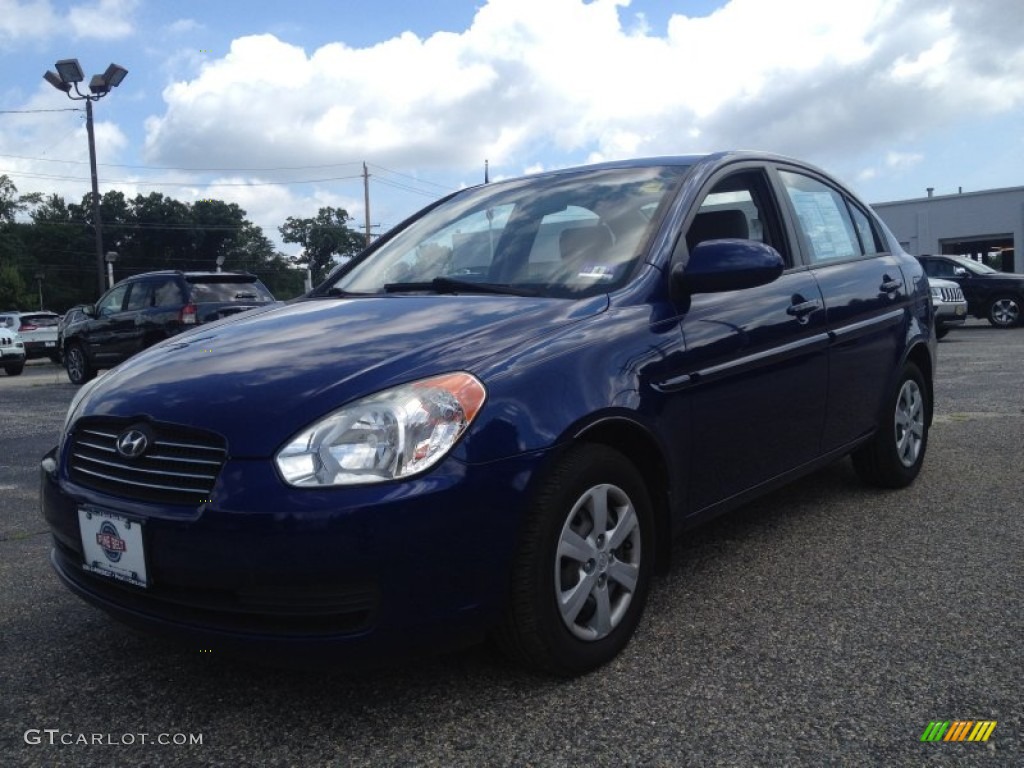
[940,286,964,302]
[68,417,227,505]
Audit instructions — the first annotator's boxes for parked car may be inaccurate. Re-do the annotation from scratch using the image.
[0,327,26,375]
[54,305,90,365]
[918,254,1024,327]
[0,311,60,362]
[41,152,935,676]
[61,271,276,385]
[928,277,967,338]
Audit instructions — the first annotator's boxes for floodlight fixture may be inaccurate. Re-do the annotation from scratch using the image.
[43,70,72,93]
[103,63,128,88]
[89,75,109,95]
[55,58,85,84]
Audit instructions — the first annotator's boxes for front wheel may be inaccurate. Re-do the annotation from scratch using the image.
[987,296,1021,327]
[64,344,95,385]
[4,362,24,376]
[495,444,654,676]
[852,362,929,488]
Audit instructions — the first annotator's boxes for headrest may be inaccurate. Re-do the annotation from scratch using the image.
[559,225,613,260]
[686,209,749,249]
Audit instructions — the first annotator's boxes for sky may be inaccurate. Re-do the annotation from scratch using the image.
[2,0,1023,256]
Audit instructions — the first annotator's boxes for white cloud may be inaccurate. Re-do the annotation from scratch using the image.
[168,18,202,35]
[144,0,1024,187]
[886,152,924,170]
[68,0,137,40]
[0,0,58,40]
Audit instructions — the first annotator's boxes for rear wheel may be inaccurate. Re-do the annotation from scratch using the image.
[495,444,654,676]
[4,362,24,376]
[64,343,95,385]
[852,362,929,488]
[987,296,1021,327]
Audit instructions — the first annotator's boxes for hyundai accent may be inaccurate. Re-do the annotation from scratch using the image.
[41,152,936,676]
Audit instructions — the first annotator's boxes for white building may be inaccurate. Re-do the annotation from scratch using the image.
[872,186,1023,273]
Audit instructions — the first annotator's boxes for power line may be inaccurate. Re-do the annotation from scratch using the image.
[0,151,364,173]
[0,108,83,114]
[1,168,365,187]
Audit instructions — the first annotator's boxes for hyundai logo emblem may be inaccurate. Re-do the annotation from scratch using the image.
[116,429,149,459]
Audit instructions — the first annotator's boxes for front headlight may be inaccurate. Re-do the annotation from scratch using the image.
[275,372,486,487]
[929,286,942,299]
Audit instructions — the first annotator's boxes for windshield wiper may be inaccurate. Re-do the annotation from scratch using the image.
[383,277,537,297]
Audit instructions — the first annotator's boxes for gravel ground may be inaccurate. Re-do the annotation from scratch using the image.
[1,325,1021,767]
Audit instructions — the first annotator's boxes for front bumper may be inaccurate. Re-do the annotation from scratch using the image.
[40,446,545,663]
[933,300,968,328]
[0,347,26,362]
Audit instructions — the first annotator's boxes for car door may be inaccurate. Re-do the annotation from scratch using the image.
[86,284,131,366]
[674,167,830,513]
[121,279,156,355]
[775,167,909,451]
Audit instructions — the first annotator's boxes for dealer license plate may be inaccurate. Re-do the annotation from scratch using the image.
[45,341,56,347]
[78,507,148,588]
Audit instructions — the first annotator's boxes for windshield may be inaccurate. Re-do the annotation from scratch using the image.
[325,165,689,299]
[949,255,998,274]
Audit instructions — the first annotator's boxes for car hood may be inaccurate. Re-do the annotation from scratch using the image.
[73,294,607,457]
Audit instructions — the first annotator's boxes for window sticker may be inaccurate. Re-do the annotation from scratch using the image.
[788,190,857,260]
[576,264,616,280]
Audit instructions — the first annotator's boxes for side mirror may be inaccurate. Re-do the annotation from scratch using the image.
[83,304,97,318]
[672,239,785,295]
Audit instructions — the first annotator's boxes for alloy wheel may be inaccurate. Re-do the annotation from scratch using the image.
[555,483,642,641]
[894,378,925,468]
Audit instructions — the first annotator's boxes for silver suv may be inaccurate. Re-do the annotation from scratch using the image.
[0,327,26,375]
[929,278,967,339]
[0,311,60,361]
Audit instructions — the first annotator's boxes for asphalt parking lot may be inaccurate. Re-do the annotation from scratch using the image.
[1,323,1021,767]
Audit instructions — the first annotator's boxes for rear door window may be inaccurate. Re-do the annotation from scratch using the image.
[779,171,862,263]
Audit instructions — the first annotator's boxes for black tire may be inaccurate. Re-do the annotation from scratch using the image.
[935,327,949,340]
[64,343,95,386]
[4,362,24,376]
[494,444,654,676]
[48,352,61,364]
[987,296,1021,328]
[852,362,929,488]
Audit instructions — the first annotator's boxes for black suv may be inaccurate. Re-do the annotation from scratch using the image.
[62,271,276,384]
[917,254,1024,328]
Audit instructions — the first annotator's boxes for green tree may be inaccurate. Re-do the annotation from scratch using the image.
[279,207,364,285]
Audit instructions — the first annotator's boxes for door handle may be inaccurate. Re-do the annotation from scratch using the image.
[787,299,822,323]
[879,278,902,294]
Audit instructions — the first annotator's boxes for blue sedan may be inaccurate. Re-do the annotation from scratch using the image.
[40,152,935,675]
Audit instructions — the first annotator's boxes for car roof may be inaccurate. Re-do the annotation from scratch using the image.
[120,270,257,279]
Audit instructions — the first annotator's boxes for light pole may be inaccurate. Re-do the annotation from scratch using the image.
[43,59,128,297]
[105,250,118,290]
[35,271,45,310]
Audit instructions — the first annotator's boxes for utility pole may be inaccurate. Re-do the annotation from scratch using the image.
[363,162,372,247]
